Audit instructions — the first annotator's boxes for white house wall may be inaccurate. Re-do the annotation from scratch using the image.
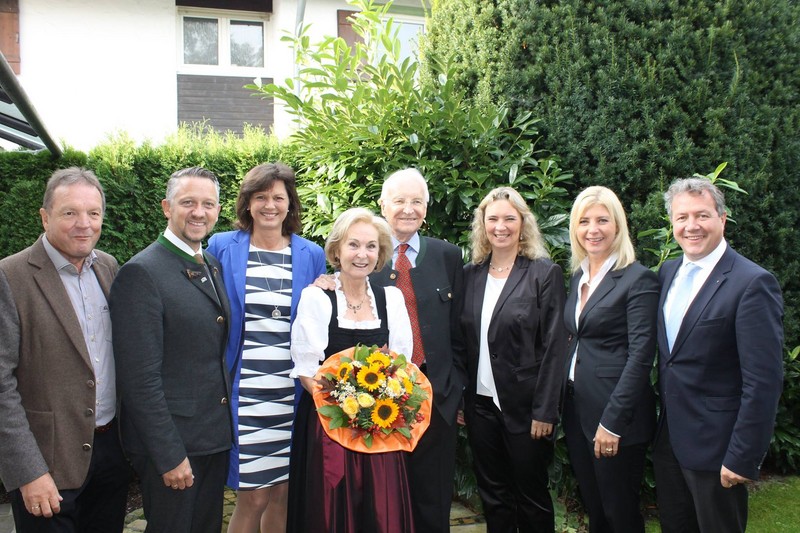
[18,0,177,151]
[14,0,424,151]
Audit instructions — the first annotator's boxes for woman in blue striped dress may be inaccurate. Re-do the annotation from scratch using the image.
[207,163,326,532]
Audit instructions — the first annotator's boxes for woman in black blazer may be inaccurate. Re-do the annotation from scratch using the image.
[562,186,659,533]
[461,187,568,532]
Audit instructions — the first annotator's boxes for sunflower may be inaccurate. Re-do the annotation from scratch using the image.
[402,377,414,394]
[366,351,391,369]
[371,398,400,428]
[357,364,386,391]
[337,362,353,381]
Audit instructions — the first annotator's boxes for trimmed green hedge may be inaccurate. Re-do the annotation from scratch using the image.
[0,126,289,263]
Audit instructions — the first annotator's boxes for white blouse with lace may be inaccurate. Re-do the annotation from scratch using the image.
[290,273,413,378]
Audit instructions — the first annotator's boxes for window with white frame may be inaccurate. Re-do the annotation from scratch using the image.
[388,15,425,63]
[179,9,268,70]
[338,10,425,64]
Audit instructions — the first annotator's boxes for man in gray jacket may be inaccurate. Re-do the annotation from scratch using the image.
[0,167,131,531]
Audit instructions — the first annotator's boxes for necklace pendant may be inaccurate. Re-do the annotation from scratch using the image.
[272,308,282,318]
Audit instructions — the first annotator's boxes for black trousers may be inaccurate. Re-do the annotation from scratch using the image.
[129,451,228,533]
[407,404,458,533]
[11,422,132,533]
[466,395,554,533]
[563,391,647,533]
[653,417,747,533]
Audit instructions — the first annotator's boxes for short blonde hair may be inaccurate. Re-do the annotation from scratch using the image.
[568,186,636,272]
[470,187,549,264]
[325,208,394,271]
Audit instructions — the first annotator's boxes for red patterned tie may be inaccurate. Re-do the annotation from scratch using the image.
[395,244,425,366]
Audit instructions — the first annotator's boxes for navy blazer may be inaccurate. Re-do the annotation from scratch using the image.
[657,245,784,479]
[461,255,568,434]
[371,236,466,424]
[563,262,658,445]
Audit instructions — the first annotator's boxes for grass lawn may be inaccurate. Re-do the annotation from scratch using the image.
[644,475,800,532]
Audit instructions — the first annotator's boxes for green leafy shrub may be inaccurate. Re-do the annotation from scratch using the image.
[249,0,572,256]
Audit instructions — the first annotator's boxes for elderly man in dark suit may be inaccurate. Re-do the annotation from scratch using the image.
[0,168,131,532]
[654,177,784,533]
[110,167,232,533]
[370,168,466,533]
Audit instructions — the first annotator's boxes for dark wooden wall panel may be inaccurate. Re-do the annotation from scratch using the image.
[177,74,273,134]
[176,0,272,13]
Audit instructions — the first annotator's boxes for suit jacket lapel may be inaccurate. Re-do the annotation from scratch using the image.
[670,249,733,355]
[469,262,489,338]
[578,269,621,330]
[93,258,115,298]
[488,256,529,337]
[229,231,249,315]
[29,239,93,369]
[659,259,681,360]
[290,233,310,318]
[565,273,580,334]
[208,256,231,324]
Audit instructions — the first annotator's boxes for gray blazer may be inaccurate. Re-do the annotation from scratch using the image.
[110,240,232,475]
[0,236,118,490]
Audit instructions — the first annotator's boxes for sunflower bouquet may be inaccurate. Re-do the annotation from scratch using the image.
[314,344,431,451]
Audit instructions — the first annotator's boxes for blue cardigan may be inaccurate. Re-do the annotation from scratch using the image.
[206,229,326,488]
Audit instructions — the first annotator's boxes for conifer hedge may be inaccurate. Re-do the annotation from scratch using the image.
[422,0,800,474]
[421,0,800,342]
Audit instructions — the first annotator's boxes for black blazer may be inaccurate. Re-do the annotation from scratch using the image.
[371,236,466,424]
[111,241,233,474]
[563,261,658,445]
[657,246,784,479]
[461,255,568,434]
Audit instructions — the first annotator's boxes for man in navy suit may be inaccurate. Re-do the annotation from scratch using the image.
[654,177,783,533]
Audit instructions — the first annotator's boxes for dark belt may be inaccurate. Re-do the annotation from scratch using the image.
[95,418,116,434]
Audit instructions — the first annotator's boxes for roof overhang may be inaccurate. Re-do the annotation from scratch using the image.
[0,50,61,156]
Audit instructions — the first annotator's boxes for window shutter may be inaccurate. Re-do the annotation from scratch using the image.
[0,0,20,74]
[337,10,364,49]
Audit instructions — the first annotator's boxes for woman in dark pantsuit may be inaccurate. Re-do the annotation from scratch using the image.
[561,186,659,533]
[460,187,568,532]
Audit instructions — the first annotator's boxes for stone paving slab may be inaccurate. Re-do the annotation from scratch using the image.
[123,489,486,532]
[0,504,14,533]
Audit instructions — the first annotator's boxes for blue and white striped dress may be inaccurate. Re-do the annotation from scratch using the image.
[237,244,294,489]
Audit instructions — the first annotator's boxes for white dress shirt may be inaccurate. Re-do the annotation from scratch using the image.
[477,274,506,410]
[663,239,727,322]
[391,232,421,267]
